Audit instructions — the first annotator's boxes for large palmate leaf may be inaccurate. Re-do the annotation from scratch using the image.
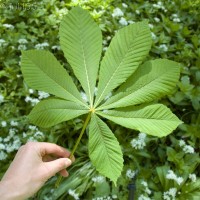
[89,114,123,185]
[94,21,152,107]
[21,50,86,107]
[99,59,181,109]
[29,98,88,128]
[97,104,182,137]
[60,7,102,106]
[20,7,183,186]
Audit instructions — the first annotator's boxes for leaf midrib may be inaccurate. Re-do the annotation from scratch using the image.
[94,116,116,175]
[24,53,87,107]
[95,27,146,107]
[102,67,177,109]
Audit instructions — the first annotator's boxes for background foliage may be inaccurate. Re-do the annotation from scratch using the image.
[0,0,199,199]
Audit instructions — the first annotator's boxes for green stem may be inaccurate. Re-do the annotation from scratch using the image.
[55,112,92,188]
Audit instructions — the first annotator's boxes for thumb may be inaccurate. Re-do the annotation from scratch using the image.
[44,158,72,179]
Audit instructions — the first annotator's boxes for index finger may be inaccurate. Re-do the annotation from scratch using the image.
[37,142,71,158]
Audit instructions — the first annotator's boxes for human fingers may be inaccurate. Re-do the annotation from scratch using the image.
[38,142,71,158]
[59,169,69,177]
[43,158,72,179]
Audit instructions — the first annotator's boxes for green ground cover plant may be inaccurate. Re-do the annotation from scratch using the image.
[0,0,199,199]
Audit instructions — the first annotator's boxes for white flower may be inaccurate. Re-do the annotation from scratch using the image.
[179,140,195,154]
[183,145,194,154]
[3,24,14,29]
[29,89,34,94]
[126,169,136,179]
[135,10,140,14]
[151,32,157,40]
[138,195,151,200]
[52,45,60,50]
[0,151,8,161]
[122,3,128,8]
[159,44,168,52]
[173,18,181,23]
[29,125,37,131]
[0,94,4,103]
[119,17,128,26]
[92,176,105,183]
[179,140,185,147]
[25,96,40,106]
[112,8,124,17]
[0,39,6,47]
[35,131,44,138]
[18,44,27,50]
[28,137,37,142]
[166,170,183,185]
[154,17,160,22]
[131,133,146,150]
[80,91,88,102]
[18,38,28,44]
[23,132,27,138]
[38,91,50,99]
[1,121,7,127]
[189,174,196,182]
[0,39,6,43]
[163,188,177,200]
[10,121,18,127]
[112,194,117,199]
[35,42,49,50]
[0,143,5,150]
[149,24,154,29]
[128,20,135,24]
[68,189,79,200]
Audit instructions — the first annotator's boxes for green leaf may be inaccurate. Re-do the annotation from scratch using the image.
[28,98,88,128]
[21,50,86,107]
[60,7,102,106]
[89,114,123,185]
[97,104,182,137]
[94,21,152,107]
[100,59,181,109]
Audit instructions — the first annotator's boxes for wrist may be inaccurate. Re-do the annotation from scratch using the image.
[0,179,26,200]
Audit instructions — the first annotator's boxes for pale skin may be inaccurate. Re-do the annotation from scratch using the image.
[0,142,74,200]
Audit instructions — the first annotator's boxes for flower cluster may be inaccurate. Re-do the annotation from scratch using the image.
[18,38,28,50]
[126,169,136,179]
[179,139,195,154]
[0,39,6,47]
[25,89,50,106]
[189,173,197,182]
[35,42,49,50]
[2,24,14,30]
[130,133,146,150]
[92,175,105,183]
[111,6,134,26]
[166,170,183,185]
[163,188,177,200]
[68,189,79,200]
[138,195,151,200]
[152,1,167,12]
[159,44,168,52]
[171,14,181,23]
[141,181,151,196]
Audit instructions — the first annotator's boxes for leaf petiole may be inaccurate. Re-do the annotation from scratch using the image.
[55,112,92,188]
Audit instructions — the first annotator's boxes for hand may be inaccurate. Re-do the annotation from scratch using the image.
[0,142,73,200]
